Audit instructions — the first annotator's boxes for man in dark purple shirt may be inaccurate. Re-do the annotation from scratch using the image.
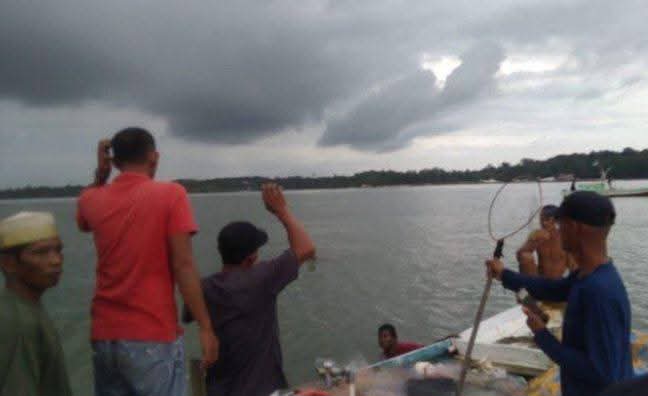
[184,183,316,396]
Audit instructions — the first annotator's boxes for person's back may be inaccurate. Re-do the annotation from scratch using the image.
[202,251,298,396]
[77,128,218,396]
[185,183,316,396]
[559,262,632,396]
[78,174,190,340]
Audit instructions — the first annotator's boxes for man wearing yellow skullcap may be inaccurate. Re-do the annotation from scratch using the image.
[0,212,72,396]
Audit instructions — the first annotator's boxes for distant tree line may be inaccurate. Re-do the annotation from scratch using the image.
[2,147,647,200]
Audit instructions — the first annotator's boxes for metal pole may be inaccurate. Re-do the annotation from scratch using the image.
[455,275,493,396]
[456,239,503,396]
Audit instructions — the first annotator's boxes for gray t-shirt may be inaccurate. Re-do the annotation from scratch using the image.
[191,250,299,396]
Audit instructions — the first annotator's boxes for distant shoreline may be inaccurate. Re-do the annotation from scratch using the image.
[1,178,644,202]
[2,147,647,200]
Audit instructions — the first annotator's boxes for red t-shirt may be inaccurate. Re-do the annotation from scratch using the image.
[383,341,425,359]
[77,172,198,342]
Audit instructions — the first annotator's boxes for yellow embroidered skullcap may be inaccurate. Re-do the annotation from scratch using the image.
[0,212,59,250]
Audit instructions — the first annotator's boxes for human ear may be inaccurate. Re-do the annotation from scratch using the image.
[0,254,18,275]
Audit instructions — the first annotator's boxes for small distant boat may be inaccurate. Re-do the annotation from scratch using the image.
[563,166,648,198]
[567,182,648,198]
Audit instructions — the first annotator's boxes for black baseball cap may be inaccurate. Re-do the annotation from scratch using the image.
[557,191,616,227]
[218,221,269,265]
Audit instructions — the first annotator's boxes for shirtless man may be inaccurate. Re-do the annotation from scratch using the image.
[517,205,573,279]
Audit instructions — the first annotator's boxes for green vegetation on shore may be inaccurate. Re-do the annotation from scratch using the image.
[2,147,648,199]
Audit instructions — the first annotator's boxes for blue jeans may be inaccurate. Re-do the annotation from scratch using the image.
[92,337,186,396]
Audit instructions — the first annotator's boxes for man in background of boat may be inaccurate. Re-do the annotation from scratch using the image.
[486,191,633,396]
[378,323,424,360]
[517,204,575,279]
[0,212,72,396]
[183,183,316,396]
[76,128,218,396]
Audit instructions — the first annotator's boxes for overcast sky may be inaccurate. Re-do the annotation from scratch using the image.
[1,0,647,188]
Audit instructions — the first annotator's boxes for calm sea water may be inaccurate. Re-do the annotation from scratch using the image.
[1,181,648,395]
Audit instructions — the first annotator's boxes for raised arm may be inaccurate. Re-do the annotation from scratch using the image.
[169,233,219,367]
[486,258,575,302]
[93,139,112,187]
[262,183,316,264]
[76,140,113,233]
[516,230,548,275]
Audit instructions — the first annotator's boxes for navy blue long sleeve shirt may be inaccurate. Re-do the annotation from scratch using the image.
[502,262,633,396]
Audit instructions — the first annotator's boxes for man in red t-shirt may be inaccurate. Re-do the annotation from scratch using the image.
[77,127,218,396]
[378,323,424,360]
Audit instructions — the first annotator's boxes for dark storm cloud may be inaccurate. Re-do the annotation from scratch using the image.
[0,0,647,153]
[0,3,135,105]
[0,1,436,143]
[319,43,504,151]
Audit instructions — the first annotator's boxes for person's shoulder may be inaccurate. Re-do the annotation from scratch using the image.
[201,273,229,299]
[399,341,424,349]
[141,180,188,203]
[150,180,188,197]
[273,249,298,263]
[529,229,542,238]
[581,264,627,297]
[530,229,550,241]
[78,185,102,201]
[258,249,300,270]
[0,292,39,331]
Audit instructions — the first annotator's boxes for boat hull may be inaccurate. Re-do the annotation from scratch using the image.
[453,306,554,376]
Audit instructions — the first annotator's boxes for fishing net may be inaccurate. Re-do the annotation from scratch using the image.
[487,181,544,243]
[457,180,544,396]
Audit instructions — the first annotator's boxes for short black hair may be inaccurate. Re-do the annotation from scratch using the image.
[111,127,156,167]
[541,205,559,219]
[378,323,397,338]
[218,222,269,266]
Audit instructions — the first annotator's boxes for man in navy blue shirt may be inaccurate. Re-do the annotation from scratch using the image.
[486,191,633,396]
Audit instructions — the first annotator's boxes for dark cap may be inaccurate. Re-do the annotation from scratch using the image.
[557,191,616,227]
[218,221,268,265]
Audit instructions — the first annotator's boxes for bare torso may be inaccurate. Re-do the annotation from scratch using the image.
[518,228,573,279]
[536,229,571,279]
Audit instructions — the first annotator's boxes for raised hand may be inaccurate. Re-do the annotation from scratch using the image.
[485,258,505,280]
[95,139,112,186]
[262,183,288,217]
